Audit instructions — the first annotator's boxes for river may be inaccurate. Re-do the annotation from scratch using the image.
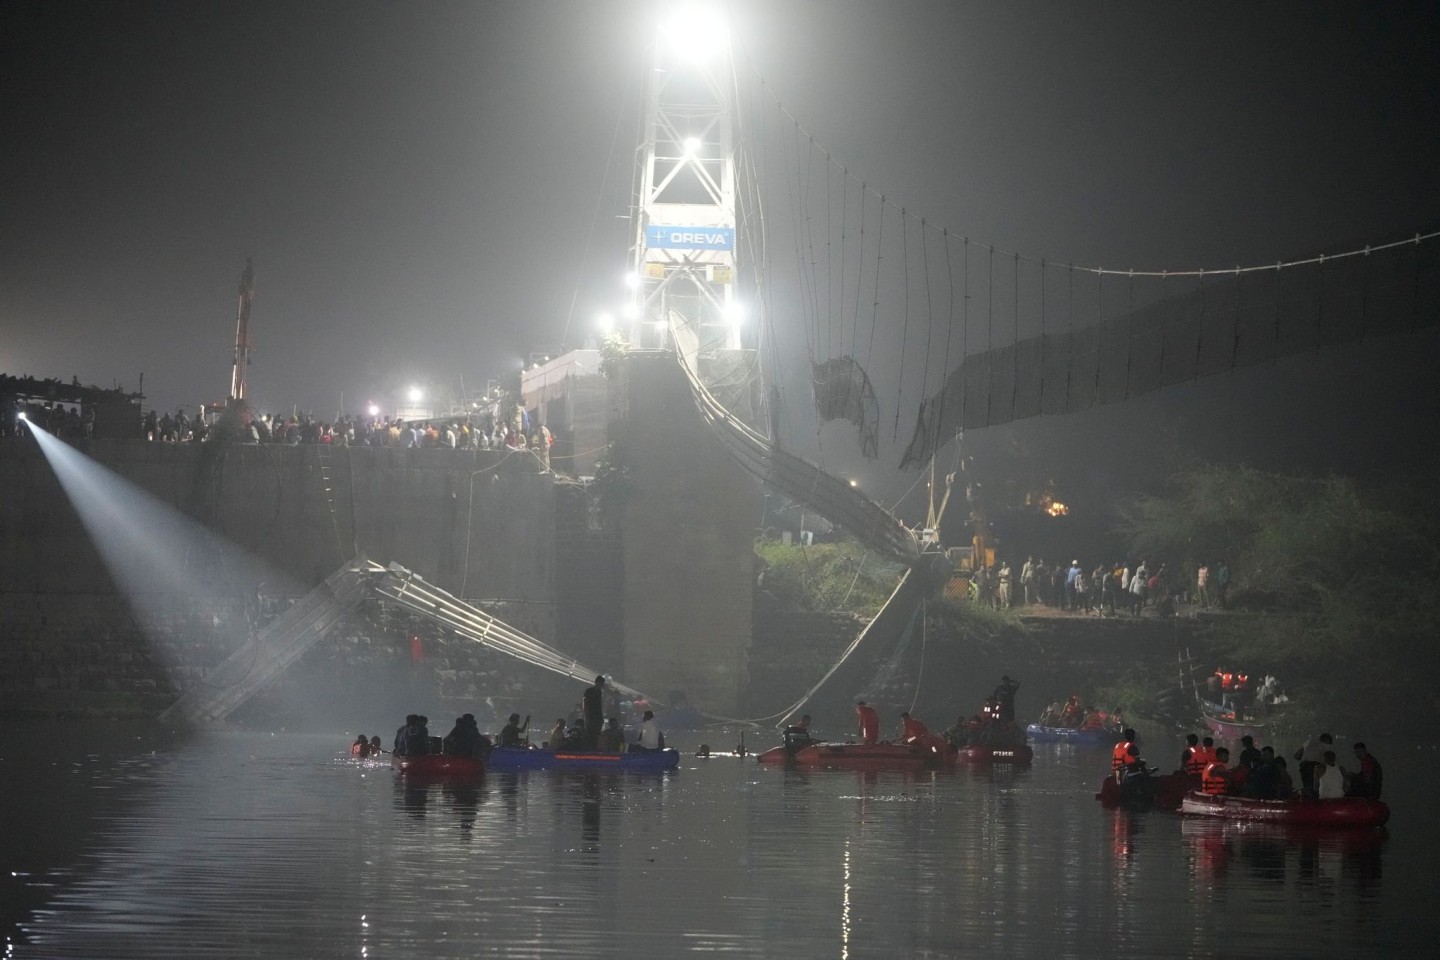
[2,720,1432,959]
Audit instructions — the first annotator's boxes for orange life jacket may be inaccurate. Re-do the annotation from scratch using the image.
[1221,672,1234,690]
[1112,740,1136,777]
[1202,762,1230,795]
[1184,746,1207,777]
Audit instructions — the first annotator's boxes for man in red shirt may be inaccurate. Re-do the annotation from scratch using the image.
[856,701,880,744]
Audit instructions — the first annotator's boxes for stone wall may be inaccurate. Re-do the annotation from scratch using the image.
[608,355,762,715]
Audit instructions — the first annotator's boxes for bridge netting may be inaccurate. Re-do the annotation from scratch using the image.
[724,57,1440,480]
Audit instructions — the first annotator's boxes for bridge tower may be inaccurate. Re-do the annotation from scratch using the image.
[625,6,745,354]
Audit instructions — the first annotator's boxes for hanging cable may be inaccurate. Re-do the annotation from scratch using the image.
[894,208,910,441]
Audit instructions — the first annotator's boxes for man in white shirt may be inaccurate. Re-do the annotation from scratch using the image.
[638,710,665,751]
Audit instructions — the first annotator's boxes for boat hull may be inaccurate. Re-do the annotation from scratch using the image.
[1025,723,1109,745]
[756,741,939,771]
[957,744,1033,764]
[1180,792,1389,828]
[487,747,680,771]
[1199,699,1267,740]
[1096,772,1189,810]
[390,754,485,777]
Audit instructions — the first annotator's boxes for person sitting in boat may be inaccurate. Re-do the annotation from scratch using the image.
[443,714,486,759]
[1058,695,1084,728]
[1317,750,1346,799]
[1197,736,1218,771]
[1243,751,1280,799]
[394,715,431,756]
[783,715,817,754]
[856,701,880,745]
[1180,733,1202,778]
[597,716,624,752]
[1038,701,1062,727]
[499,713,531,748]
[351,734,371,758]
[944,715,970,750]
[1343,743,1383,799]
[1294,732,1333,799]
[547,718,568,749]
[1112,728,1143,782]
[899,711,931,744]
[1272,756,1295,798]
[635,709,665,751]
[1225,735,1261,792]
[1201,746,1232,796]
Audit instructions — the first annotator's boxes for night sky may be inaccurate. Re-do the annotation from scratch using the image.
[4,1,1438,510]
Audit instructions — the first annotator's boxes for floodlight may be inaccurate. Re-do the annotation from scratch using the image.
[624,271,641,290]
[660,4,727,64]
[408,387,423,403]
[683,136,702,156]
[724,301,746,328]
[622,303,641,320]
[367,403,380,417]
[596,311,616,333]
[17,411,27,421]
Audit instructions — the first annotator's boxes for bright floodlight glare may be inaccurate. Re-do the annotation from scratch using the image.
[624,271,641,290]
[16,411,26,421]
[408,387,423,403]
[724,301,746,328]
[367,403,380,417]
[661,3,727,63]
[622,302,641,320]
[849,478,859,487]
[683,136,702,156]
[596,311,616,333]
[23,425,299,673]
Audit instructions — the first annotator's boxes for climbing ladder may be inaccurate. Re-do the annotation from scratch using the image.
[314,441,348,562]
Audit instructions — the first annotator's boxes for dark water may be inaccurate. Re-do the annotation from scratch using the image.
[3,722,1435,959]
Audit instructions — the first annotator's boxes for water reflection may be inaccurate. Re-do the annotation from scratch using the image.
[1180,817,1386,887]
[4,726,1433,959]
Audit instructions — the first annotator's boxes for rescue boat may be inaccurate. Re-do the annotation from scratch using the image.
[1179,791,1390,828]
[1095,772,1189,809]
[487,746,680,771]
[389,753,485,777]
[1024,723,1110,745]
[956,744,1034,764]
[1197,698,1273,741]
[755,741,943,771]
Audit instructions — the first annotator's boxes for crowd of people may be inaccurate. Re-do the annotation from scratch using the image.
[1036,694,1125,733]
[778,677,1028,757]
[369,677,669,761]
[1110,728,1383,801]
[972,556,1232,615]
[133,399,554,457]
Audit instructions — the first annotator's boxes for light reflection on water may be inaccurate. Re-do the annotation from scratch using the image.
[3,727,1435,959]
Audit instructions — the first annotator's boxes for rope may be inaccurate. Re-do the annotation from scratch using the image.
[739,53,1438,279]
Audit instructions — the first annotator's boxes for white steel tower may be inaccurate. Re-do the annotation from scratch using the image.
[626,6,743,353]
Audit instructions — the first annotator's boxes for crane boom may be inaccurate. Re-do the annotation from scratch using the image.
[229,258,255,402]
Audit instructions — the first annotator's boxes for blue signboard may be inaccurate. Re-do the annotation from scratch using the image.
[646,224,735,251]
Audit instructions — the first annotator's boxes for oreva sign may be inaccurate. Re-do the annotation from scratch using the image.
[646,224,735,252]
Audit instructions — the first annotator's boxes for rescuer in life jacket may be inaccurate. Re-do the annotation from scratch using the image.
[856,701,880,744]
[899,711,931,744]
[1112,728,1143,782]
[1180,733,1203,780]
[1202,746,1233,796]
[783,715,817,757]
